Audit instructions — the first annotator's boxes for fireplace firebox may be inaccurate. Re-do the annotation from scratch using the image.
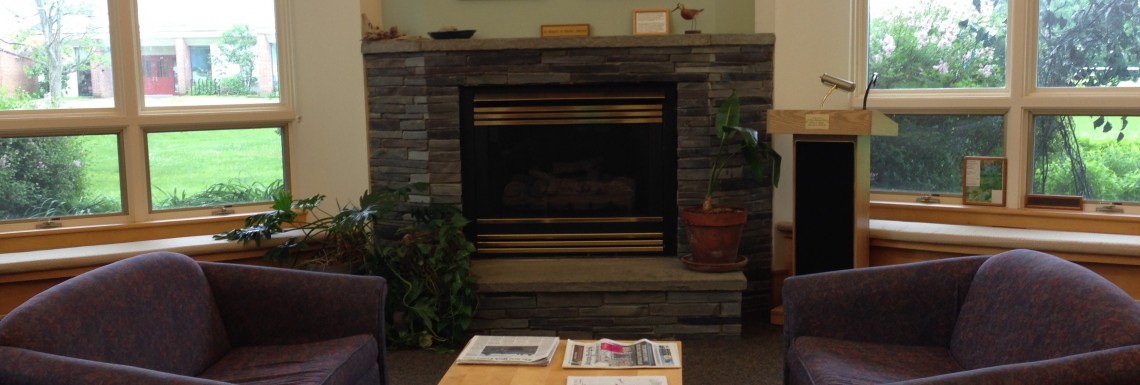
[460,84,678,256]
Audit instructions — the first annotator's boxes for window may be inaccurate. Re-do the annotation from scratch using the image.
[0,0,291,229]
[1031,115,1140,202]
[0,0,113,110]
[867,0,1007,89]
[0,133,121,220]
[871,115,1004,194]
[862,0,1140,209]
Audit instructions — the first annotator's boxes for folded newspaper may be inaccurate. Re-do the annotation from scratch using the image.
[562,339,681,369]
[456,335,560,366]
[567,376,668,385]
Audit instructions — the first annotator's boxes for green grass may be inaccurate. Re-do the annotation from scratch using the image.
[76,128,285,207]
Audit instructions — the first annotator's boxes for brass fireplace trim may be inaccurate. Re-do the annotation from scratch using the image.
[473,91,666,103]
[476,232,664,254]
[478,232,663,240]
[473,92,666,126]
[478,217,663,224]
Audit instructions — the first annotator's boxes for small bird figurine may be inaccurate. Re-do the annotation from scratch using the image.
[672,3,704,33]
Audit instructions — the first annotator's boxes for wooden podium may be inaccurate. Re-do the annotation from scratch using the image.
[767,109,897,276]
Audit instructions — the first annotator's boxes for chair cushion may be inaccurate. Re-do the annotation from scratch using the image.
[950,249,1140,369]
[198,334,378,385]
[787,336,963,385]
[0,252,230,376]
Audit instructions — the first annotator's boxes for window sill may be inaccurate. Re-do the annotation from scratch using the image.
[871,201,1140,236]
[0,230,299,277]
[871,219,1140,260]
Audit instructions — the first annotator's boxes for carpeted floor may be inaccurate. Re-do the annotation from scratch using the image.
[387,318,785,385]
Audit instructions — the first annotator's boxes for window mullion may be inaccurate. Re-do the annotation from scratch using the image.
[1002,0,1033,209]
[106,0,148,221]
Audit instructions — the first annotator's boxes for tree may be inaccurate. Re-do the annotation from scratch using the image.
[3,0,108,108]
[1034,0,1140,197]
[218,24,257,94]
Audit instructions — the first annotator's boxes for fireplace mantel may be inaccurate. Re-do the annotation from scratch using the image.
[362,33,775,54]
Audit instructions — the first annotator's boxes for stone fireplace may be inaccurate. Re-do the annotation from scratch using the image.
[362,34,775,338]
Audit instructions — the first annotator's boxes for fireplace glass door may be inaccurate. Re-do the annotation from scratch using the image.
[460,84,677,256]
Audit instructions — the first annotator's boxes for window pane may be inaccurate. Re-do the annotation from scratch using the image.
[871,115,1005,194]
[1037,0,1140,88]
[137,0,279,107]
[0,134,122,221]
[0,0,113,110]
[1031,115,1140,202]
[147,128,285,210]
[868,0,1007,89]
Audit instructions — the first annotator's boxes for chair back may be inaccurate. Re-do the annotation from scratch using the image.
[0,252,231,376]
[950,249,1140,369]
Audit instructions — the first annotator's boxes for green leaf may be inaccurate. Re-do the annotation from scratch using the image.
[1093,116,1106,129]
[1103,121,1113,133]
[714,92,740,140]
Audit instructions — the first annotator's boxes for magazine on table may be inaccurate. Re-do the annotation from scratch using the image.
[567,376,668,385]
[562,339,681,369]
[455,335,560,366]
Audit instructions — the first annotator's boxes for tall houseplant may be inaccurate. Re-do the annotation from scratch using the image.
[680,91,781,272]
[213,186,415,272]
[214,185,480,350]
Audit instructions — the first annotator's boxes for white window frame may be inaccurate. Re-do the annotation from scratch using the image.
[856,0,1140,214]
[0,0,296,232]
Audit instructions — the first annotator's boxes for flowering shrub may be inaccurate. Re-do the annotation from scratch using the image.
[868,1,1006,89]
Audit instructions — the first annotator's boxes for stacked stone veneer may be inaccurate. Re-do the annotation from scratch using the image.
[469,258,746,339]
[361,34,776,337]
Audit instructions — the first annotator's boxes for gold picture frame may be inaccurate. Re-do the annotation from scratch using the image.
[632,8,670,35]
[962,156,1007,206]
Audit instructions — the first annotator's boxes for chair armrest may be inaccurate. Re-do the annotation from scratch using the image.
[782,255,988,352]
[897,345,1140,385]
[198,262,386,348]
[0,347,228,385]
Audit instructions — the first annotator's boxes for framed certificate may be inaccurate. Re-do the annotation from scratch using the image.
[962,156,1006,206]
[632,8,670,35]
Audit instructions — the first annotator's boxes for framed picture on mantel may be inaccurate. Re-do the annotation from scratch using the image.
[962,156,1006,206]
[632,8,670,35]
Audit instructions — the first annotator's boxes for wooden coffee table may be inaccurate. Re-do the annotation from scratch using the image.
[437,340,683,385]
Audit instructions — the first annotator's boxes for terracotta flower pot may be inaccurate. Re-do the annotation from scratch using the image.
[679,206,749,272]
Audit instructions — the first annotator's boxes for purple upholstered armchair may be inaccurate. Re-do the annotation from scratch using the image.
[0,251,388,385]
[783,249,1140,385]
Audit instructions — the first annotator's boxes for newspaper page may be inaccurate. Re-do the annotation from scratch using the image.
[562,339,681,369]
[456,335,560,366]
[567,376,668,385]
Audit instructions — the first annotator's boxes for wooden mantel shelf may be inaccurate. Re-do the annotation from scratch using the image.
[361,33,775,54]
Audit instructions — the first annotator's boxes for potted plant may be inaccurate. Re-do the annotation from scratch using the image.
[680,91,781,272]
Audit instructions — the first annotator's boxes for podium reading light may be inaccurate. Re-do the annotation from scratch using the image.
[819,74,856,108]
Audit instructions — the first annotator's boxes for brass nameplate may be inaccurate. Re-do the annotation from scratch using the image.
[541,24,591,37]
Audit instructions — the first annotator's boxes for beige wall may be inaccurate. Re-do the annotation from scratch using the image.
[770,0,853,270]
[288,0,374,212]
[380,0,755,38]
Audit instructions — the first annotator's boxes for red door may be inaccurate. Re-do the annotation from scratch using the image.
[143,55,176,95]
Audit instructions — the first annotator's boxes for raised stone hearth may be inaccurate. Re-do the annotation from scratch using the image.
[362,34,775,338]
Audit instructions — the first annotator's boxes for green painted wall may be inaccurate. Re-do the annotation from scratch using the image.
[381,0,755,38]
